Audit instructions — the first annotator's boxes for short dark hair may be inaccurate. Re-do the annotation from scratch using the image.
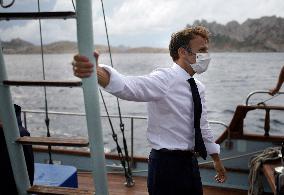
[169,26,210,61]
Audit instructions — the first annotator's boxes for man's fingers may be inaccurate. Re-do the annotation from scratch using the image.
[73,66,93,73]
[73,60,93,67]
[93,51,99,58]
[74,54,90,62]
[74,73,92,78]
[93,51,100,65]
[72,60,94,68]
[214,166,227,183]
[72,54,95,78]
[215,171,227,183]
[74,71,93,78]
[215,174,226,183]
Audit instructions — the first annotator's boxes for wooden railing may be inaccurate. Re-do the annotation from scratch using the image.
[21,110,228,161]
[216,105,284,144]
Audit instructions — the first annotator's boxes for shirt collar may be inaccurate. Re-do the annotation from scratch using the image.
[172,62,192,80]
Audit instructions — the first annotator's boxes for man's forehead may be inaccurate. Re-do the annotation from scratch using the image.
[190,35,207,45]
[189,35,208,50]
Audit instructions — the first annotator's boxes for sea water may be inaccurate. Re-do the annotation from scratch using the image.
[3,53,284,156]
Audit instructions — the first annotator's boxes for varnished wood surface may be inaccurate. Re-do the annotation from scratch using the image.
[17,136,89,147]
[263,160,280,194]
[28,185,93,195]
[0,12,76,20]
[216,105,284,144]
[3,80,82,87]
[78,171,248,195]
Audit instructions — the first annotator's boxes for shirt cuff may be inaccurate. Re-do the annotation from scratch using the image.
[205,142,220,154]
[99,64,125,93]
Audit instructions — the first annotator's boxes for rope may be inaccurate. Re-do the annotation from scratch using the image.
[257,93,280,106]
[37,0,53,164]
[71,0,76,11]
[107,149,267,174]
[99,90,131,182]
[199,149,264,166]
[100,0,134,186]
[0,0,15,8]
[100,0,114,68]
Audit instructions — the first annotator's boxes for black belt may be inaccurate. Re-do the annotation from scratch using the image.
[154,148,195,157]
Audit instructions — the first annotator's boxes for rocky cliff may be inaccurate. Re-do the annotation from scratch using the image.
[1,39,168,54]
[2,16,284,53]
[191,16,284,52]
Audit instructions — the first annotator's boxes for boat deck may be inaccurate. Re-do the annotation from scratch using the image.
[78,171,248,195]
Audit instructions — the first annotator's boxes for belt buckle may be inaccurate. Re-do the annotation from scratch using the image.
[193,151,200,157]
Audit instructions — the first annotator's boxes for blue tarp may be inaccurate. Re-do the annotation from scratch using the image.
[34,163,78,188]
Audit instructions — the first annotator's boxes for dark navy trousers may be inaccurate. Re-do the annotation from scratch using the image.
[147,149,203,195]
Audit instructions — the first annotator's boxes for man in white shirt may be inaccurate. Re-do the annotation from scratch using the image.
[72,26,226,195]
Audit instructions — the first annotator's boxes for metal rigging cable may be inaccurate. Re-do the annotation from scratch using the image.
[71,0,75,11]
[99,90,132,185]
[257,93,280,106]
[37,0,53,164]
[100,0,134,186]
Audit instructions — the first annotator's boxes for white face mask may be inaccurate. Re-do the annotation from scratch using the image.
[188,53,211,74]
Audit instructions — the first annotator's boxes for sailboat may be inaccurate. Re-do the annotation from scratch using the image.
[1,0,284,194]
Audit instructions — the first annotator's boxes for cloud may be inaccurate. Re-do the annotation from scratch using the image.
[105,0,179,35]
[0,0,284,47]
[176,0,284,24]
[0,21,38,41]
[0,18,77,44]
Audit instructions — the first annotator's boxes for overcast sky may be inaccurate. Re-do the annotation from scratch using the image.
[0,0,284,47]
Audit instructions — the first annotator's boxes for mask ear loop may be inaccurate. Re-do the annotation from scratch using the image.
[181,46,196,68]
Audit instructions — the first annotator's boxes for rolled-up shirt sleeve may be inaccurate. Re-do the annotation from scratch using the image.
[100,64,125,93]
[99,64,170,102]
[199,86,220,155]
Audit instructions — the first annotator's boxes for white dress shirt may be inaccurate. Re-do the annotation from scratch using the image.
[100,63,220,155]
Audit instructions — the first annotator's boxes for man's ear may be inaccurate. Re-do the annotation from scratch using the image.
[178,47,187,58]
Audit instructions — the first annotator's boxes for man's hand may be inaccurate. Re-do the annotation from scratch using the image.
[211,154,227,183]
[72,51,110,87]
[72,54,95,78]
[213,159,227,183]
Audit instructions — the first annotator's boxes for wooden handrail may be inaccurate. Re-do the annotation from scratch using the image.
[3,80,82,87]
[28,185,93,195]
[17,136,89,147]
[216,105,284,144]
[0,12,76,20]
